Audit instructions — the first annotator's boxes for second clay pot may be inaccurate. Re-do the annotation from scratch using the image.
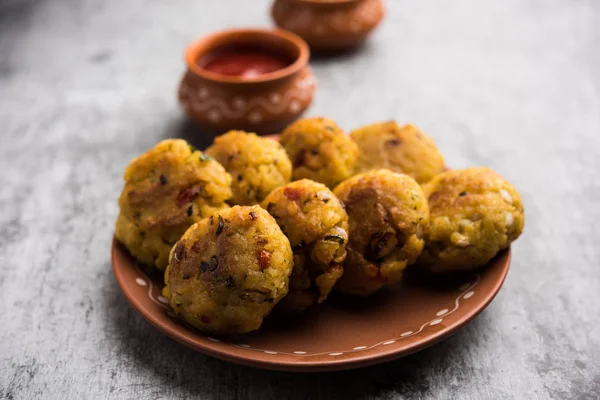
[272,0,385,52]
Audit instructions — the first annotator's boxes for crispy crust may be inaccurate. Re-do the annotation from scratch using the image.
[417,167,525,272]
[350,121,445,184]
[205,130,292,205]
[163,205,293,334]
[333,170,429,296]
[280,117,359,189]
[115,139,232,271]
[262,179,348,311]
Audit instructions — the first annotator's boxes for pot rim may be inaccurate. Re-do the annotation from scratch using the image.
[185,27,310,85]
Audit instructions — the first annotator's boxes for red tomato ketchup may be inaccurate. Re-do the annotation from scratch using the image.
[198,46,292,78]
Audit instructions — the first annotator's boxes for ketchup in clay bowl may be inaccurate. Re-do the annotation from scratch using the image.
[199,46,291,78]
[178,28,316,134]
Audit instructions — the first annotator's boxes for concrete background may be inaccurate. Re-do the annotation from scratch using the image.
[1,0,599,399]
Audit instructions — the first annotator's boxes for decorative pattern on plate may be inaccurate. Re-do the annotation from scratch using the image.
[179,74,316,125]
[133,265,480,357]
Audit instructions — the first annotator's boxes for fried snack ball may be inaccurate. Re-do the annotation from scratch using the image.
[350,122,445,184]
[417,167,524,273]
[261,179,348,312]
[333,170,429,296]
[205,130,292,206]
[163,205,293,334]
[280,117,359,189]
[115,139,232,271]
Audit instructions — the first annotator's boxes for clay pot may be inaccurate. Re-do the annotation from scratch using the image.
[178,28,316,134]
[271,0,385,52]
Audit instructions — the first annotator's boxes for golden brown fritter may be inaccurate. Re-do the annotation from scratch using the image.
[280,117,359,189]
[115,139,232,271]
[333,170,429,296]
[262,179,348,312]
[417,167,525,272]
[350,122,445,184]
[163,205,293,334]
[205,131,292,205]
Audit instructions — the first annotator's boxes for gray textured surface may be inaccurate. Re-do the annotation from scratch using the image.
[1,0,599,399]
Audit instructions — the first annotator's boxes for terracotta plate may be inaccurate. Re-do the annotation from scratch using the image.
[111,238,510,372]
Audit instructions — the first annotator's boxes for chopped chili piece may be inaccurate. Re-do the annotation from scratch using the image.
[249,211,257,220]
[177,185,202,206]
[257,249,271,270]
[159,174,168,185]
[284,187,302,201]
[459,191,468,197]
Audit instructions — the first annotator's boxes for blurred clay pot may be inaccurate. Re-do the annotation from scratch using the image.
[178,28,315,134]
[272,0,385,52]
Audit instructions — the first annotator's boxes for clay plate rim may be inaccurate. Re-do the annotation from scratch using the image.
[111,238,511,372]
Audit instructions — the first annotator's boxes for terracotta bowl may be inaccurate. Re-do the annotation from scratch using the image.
[178,28,316,134]
[112,243,511,372]
[271,0,385,51]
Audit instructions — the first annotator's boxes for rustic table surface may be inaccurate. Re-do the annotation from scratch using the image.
[1,0,599,399]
